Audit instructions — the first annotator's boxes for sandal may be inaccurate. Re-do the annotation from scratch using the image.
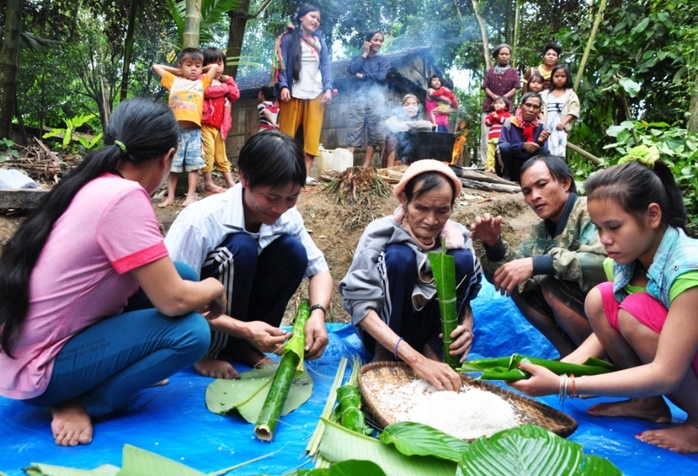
[305,177,319,186]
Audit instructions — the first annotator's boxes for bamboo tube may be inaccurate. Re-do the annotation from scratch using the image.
[254,301,311,441]
[429,241,459,369]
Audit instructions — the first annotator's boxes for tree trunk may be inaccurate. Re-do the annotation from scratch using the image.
[0,0,23,140]
[574,0,607,92]
[689,74,698,133]
[471,0,491,71]
[225,0,251,79]
[184,0,201,48]
[120,0,140,101]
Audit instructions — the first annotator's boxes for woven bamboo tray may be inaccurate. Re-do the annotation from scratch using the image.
[358,361,578,440]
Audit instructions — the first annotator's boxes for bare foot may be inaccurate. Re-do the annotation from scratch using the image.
[157,197,174,208]
[229,344,273,368]
[194,355,240,379]
[149,379,169,387]
[181,195,197,207]
[637,421,698,453]
[587,396,672,424]
[50,400,93,446]
[204,183,226,194]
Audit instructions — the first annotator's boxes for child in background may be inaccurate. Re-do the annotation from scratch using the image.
[512,152,698,454]
[201,48,240,192]
[483,96,511,173]
[153,48,221,207]
[541,64,579,157]
[257,86,279,132]
[515,72,546,120]
[426,75,458,132]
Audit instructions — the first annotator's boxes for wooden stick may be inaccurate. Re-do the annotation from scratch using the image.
[567,142,602,165]
[458,178,521,194]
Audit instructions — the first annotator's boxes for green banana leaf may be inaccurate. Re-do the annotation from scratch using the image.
[22,464,119,476]
[379,421,469,463]
[428,243,459,368]
[457,425,622,476]
[317,418,456,476]
[205,364,313,423]
[285,460,386,475]
[458,354,617,381]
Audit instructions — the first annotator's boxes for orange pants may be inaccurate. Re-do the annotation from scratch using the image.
[278,95,325,157]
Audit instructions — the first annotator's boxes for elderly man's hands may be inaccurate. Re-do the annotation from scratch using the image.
[470,213,503,247]
[493,258,534,296]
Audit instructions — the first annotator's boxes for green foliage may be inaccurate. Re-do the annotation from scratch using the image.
[458,425,621,475]
[602,119,698,228]
[42,114,99,152]
[0,138,20,163]
[379,421,469,463]
[287,460,386,476]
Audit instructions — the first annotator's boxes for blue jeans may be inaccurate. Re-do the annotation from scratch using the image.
[25,262,210,417]
[201,233,308,360]
[362,244,478,356]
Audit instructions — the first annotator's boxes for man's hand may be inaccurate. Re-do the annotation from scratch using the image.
[245,321,289,354]
[538,129,551,142]
[304,314,328,360]
[493,258,534,296]
[470,213,503,247]
[522,141,542,153]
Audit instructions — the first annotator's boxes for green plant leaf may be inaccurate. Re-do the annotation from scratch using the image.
[457,425,621,476]
[428,243,458,368]
[205,365,313,423]
[117,444,204,476]
[286,460,386,476]
[458,355,616,381]
[22,464,120,476]
[318,418,456,476]
[379,421,469,463]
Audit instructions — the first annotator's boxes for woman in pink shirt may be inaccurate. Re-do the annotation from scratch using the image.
[0,98,225,446]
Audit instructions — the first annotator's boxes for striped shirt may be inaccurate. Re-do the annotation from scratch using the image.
[164,183,327,277]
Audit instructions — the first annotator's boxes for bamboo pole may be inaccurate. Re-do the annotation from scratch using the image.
[567,142,602,165]
[471,0,491,71]
[574,0,608,92]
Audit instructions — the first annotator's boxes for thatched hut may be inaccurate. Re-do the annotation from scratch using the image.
[226,46,445,166]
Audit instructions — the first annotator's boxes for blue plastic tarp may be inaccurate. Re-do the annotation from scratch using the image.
[1,280,698,475]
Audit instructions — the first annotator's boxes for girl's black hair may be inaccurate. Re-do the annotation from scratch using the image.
[404,172,457,206]
[584,161,686,230]
[542,42,562,57]
[429,74,443,88]
[0,98,178,357]
[520,155,577,194]
[492,95,510,111]
[203,47,226,67]
[238,130,306,189]
[549,64,573,91]
[528,71,545,85]
[365,30,383,42]
[289,5,321,83]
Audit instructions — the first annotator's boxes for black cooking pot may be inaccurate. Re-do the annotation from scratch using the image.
[395,130,455,164]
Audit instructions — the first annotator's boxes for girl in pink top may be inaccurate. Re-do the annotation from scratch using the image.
[0,98,226,446]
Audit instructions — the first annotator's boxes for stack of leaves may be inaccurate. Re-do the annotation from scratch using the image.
[323,167,392,230]
[459,354,617,381]
[306,421,621,475]
[428,240,459,369]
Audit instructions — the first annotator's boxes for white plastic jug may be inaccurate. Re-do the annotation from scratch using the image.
[317,149,334,176]
[332,148,354,172]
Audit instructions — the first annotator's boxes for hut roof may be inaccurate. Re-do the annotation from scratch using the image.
[234,46,443,101]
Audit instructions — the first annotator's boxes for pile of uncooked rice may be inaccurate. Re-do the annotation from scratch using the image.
[377,380,519,440]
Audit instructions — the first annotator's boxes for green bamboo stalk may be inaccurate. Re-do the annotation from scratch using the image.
[428,241,459,369]
[458,354,617,381]
[254,301,311,441]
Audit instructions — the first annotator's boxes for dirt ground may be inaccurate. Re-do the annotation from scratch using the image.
[0,173,537,324]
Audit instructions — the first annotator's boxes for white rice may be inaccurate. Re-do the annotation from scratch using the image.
[377,380,519,440]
